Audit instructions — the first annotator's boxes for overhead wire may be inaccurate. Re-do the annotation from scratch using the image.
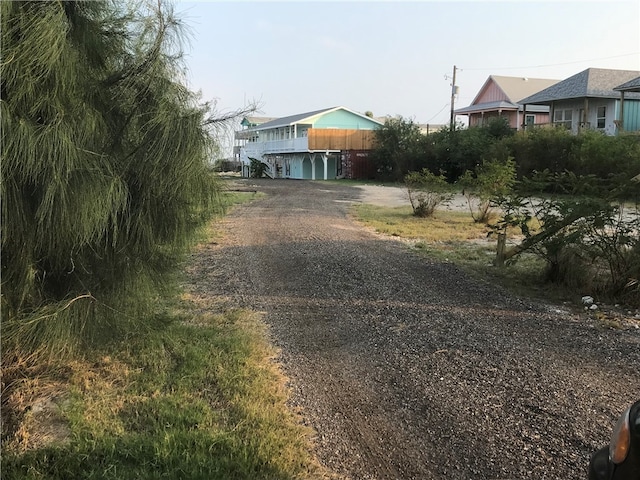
[460,52,640,72]
[426,103,450,123]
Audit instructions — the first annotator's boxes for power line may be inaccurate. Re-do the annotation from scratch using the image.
[426,102,450,123]
[461,52,640,72]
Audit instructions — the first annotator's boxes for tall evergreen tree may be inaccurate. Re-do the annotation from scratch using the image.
[1,0,222,357]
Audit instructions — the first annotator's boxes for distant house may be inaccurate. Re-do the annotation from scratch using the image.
[235,106,383,180]
[454,76,559,130]
[233,116,276,162]
[519,68,640,135]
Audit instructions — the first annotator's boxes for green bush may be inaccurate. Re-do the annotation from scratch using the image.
[405,169,452,217]
[458,156,516,223]
[371,117,426,181]
[568,131,640,188]
[503,126,575,179]
[249,157,268,178]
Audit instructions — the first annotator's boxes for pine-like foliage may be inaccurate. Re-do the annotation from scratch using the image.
[1,1,220,358]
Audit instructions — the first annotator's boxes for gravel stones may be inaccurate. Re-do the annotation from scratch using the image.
[187,179,640,480]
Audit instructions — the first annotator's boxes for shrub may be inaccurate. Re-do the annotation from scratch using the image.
[491,170,640,305]
[458,156,516,223]
[405,169,452,217]
[249,157,268,178]
[504,127,575,180]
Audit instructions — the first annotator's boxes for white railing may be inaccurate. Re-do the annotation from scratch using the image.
[242,137,309,158]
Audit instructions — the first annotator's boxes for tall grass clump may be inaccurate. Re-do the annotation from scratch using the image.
[1,0,222,361]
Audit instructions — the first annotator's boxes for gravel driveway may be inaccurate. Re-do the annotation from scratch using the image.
[188,178,640,480]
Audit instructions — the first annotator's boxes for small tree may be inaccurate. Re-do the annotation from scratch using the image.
[429,123,494,181]
[458,156,516,223]
[404,169,452,217]
[249,157,267,178]
[371,116,425,181]
[488,171,640,305]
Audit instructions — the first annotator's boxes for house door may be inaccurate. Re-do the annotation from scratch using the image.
[302,156,312,179]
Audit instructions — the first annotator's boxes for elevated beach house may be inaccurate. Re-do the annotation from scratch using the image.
[454,76,559,130]
[518,68,640,135]
[235,106,383,180]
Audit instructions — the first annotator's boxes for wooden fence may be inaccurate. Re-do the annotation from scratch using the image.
[308,129,377,150]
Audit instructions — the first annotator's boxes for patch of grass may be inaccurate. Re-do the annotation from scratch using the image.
[353,204,574,305]
[2,309,325,479]
[220,190,264,209]
[354,204,489,242]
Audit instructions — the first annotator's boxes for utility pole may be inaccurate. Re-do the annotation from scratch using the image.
[449,65,458,131]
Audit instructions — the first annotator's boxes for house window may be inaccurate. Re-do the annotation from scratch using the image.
[554,109,572,129]
[525,114,535,127]
[596,106,606,129]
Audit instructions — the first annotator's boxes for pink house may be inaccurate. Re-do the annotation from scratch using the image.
[455,76,559,130]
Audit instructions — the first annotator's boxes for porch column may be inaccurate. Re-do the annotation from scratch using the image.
[583,98,589,131]
[323,154,328,180]
[311,157,316,180]
[619,92,625,132]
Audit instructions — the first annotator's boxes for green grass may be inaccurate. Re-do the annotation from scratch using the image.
[2,189,326,480]
[220,190,264,208]
[353,203,574,305]
[354,204,489,241]
[3,309,324,479]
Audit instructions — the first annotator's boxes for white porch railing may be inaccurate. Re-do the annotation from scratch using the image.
[242,137,309,158]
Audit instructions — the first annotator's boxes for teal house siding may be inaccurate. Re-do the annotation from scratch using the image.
[290,156,303,179]
[314,110,380,130]
[302,155,313,179]
[623,100,640,132]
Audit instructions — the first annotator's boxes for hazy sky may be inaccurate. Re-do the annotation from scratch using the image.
[176,0,640,127]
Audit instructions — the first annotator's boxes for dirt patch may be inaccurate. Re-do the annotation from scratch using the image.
[2,378,71,453]
[186,178,640,480]
[354,184,470,211]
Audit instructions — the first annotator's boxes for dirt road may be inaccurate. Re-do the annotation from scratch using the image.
[188,179,640,480]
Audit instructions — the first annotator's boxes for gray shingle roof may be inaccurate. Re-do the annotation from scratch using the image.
[243,116,277,126]
[248,106,383,131]
[254,107,339,130]
[520,68,640,104]
[615,76,640,92]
